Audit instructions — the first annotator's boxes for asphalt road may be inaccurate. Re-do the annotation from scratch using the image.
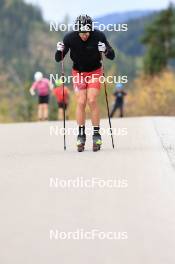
[0,117,175,264]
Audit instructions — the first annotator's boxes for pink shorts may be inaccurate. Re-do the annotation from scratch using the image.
[72,68,103,92]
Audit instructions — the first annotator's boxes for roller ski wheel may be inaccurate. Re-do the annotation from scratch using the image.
[93,134,102,152]
[77,135,86,152]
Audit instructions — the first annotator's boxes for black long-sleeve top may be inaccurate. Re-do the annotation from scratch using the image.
[55,29,115,72]
[114,91,127,104]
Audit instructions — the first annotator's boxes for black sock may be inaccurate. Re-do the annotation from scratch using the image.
[79,125,85,136]
[93,126,100,135]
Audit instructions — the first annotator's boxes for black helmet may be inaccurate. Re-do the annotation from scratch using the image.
[75,15,93,32]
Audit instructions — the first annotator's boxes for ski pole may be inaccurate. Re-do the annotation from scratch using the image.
[61,51,66,150]
[101,53,115,149]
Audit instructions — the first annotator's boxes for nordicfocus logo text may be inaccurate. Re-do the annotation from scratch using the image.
[49,126,128,137]
[50,229,128,240]
[49,177,128,189]
[50,21,128,32]
[50,74,128,85]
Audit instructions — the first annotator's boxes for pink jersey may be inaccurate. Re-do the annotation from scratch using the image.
[32,78,50,96]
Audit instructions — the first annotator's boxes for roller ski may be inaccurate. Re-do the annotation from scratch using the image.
[93,133,102,152]
[77,134,86,152]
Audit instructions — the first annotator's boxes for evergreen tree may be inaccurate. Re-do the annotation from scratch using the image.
[142,4,175,75]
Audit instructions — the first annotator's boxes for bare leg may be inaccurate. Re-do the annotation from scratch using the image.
[38,104,42,121]
[87,88,100,126]
[43,104,48,120]
[57,110,60,120]
[75,90,87,125]
[58,108,64,120]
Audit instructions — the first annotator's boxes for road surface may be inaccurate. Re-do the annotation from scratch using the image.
[0,117,175,264]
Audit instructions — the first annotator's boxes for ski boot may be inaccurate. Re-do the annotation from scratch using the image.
[77,134,86,152]
[93,133,102,152]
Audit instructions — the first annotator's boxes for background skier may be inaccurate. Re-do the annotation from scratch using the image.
[30,72,53,121]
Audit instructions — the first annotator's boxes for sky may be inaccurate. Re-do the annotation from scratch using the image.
[25,0,172,22]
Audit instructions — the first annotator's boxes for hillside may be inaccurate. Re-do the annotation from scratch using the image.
[96,10,155,25]
[0,1,157,84]
[0,0,162,122]
[106,13,157,57]
[0,0,62,122]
